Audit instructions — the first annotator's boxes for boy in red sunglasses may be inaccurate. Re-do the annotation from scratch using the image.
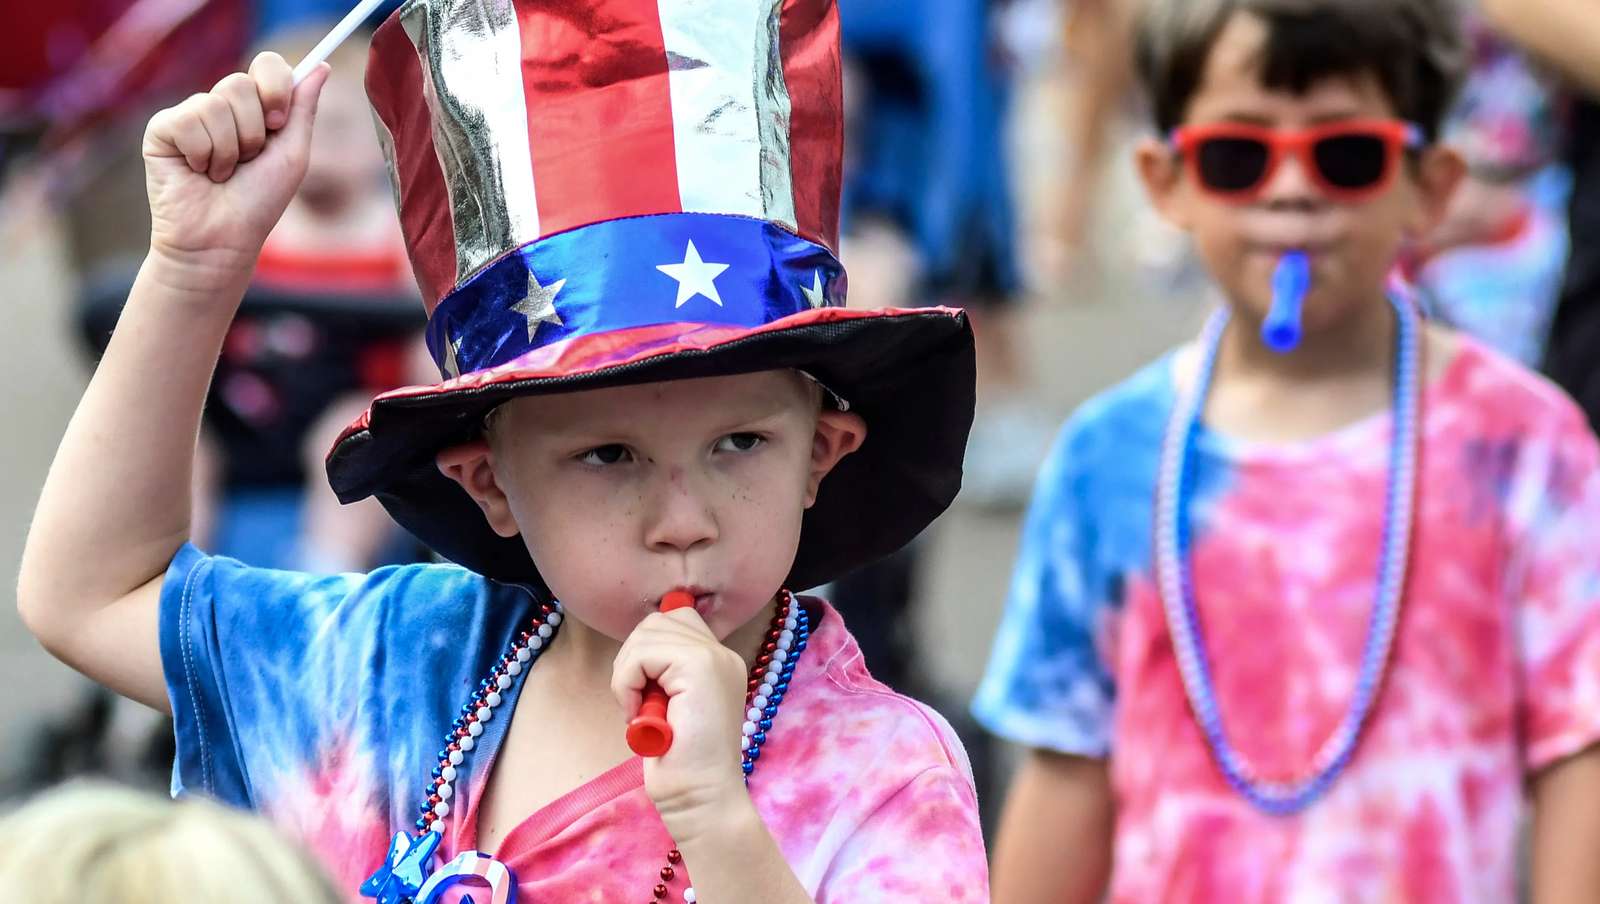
[974,0,1600,901]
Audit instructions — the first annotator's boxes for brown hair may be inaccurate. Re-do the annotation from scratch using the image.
[1134,0,1468,139]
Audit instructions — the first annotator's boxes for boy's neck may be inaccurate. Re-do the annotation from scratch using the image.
[1217,291,1395,386]
[1199,289,1399,444]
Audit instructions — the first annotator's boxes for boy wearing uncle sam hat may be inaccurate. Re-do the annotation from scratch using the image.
[18,1,987,901]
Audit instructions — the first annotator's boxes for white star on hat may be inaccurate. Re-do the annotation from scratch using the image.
[800,270,827,309]
[656,240,730,308]
[512,272,566,341]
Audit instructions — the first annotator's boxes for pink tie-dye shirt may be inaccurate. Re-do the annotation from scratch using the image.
[161,546,987,901]
[974,336,1600,902]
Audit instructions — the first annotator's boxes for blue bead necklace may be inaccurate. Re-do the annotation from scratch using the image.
[1153,295,1421,815]
[361,593,808,903]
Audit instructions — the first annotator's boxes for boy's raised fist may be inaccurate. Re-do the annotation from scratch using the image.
[142,52,330,265]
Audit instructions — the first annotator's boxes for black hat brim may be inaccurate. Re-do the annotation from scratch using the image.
[326,306,975,591]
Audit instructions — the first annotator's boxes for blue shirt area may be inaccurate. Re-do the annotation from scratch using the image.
[971,355,1232,754]
[159,543,992,900]
[160,542,539,831]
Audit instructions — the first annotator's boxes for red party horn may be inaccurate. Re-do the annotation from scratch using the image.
[626,590,696,757]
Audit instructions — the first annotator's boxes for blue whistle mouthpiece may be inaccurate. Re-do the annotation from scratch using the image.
[1263,250,1310,354]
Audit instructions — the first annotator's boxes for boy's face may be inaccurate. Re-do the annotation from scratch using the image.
[446,371,864,642]
[1137,12,1462,329]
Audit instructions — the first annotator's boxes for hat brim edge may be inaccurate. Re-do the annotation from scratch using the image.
[327,306,975,590]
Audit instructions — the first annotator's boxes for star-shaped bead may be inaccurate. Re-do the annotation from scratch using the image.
[656,240,730,308]
[800,270,827,309]
[359,831,441,904]
[511,271,566,341]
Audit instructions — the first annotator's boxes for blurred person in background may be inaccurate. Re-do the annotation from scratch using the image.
[1045,0,1213,289]
[5,4,417,575]
[830,0,1055,835]
[78,25,427,574]
[1051,0,1138,271]
[0,781,341,903]
[2,0,249,803]
[1479,0,1600,435]
[6,19,423,803]
[975,0,1600,900]
[830,0,1147,840]
[839,0,1052,510]
[1406,7,1570,368]
[253,0,400,38]
[0,0,250,277]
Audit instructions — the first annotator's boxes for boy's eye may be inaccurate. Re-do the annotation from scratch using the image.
[577,445,633,466]
[715,433,765,453]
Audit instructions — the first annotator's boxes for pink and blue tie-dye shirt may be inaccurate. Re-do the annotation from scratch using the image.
[973,336,1600,902]
[160,546,987,901]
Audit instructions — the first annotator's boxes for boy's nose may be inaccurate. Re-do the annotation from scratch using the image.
[1258,151,1322,206]
[643,470,719,554]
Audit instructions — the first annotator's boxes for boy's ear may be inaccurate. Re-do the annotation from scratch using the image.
[1135,136,1192,230]
[805,411,867,507]
[1407,144,1468,238]
[437,440,520,538]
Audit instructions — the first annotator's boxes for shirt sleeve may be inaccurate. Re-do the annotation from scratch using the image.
[970,422,1117,757]
[1508,413,1600,772]
[815,764,988,903]
[159,543,501,808]
[160,544,370,804]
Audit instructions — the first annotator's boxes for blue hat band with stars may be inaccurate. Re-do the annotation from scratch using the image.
[426,212,846,380]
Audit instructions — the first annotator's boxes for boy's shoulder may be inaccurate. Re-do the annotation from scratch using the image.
[171,544,535,638]
[1439,330,1593,442]
[793,599,975,783]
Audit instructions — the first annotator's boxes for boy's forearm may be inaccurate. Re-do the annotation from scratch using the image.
[18,250,247,635]
[992,750,1114,904]
[1064,0,1132,167]
[671,794,814,904]
[1481,0,1600,98]
[1530,744,1600,904]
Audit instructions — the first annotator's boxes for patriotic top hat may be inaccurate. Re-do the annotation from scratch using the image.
[327,0,975,589]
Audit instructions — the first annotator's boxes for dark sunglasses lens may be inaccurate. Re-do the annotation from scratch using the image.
[1195,137,1270,193]
[1313,134,1389,189]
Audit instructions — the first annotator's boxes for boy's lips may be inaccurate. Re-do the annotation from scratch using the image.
[663,587,716,613]
[1239,211,1342,251]
[1247,240,1337,261]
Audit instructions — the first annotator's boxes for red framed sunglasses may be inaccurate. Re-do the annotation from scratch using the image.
[1168,119,1426,203]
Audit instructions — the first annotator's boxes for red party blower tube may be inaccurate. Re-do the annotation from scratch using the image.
[626,590,696,757]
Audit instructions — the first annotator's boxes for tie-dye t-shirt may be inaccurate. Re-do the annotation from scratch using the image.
[973,336,1600,903]
[160,545,987,902]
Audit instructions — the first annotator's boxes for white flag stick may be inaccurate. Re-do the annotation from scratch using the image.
[292,0,388,84]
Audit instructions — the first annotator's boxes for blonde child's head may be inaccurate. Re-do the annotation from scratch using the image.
[0,782,341,903]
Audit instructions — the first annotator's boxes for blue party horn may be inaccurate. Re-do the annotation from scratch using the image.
[1262,250,1310,353]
